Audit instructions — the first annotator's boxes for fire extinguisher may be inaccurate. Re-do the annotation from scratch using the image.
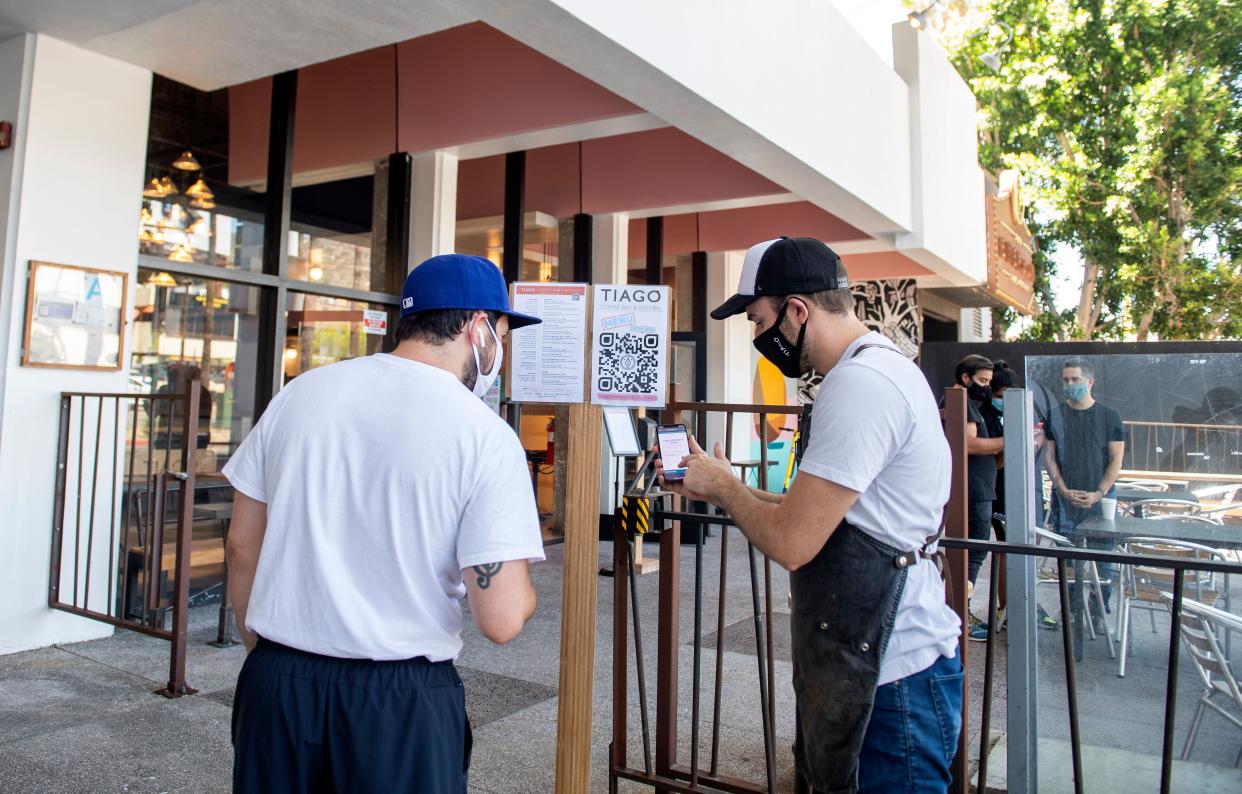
[546,418,555,465]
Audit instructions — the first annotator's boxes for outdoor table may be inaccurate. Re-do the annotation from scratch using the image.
[1114,485,1199,507]
[1078,515,1241,656]
[732,459,781,487]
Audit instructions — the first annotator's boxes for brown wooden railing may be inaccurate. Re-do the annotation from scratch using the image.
[1123,420,1242,476]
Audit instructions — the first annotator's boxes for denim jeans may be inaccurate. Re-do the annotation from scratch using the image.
[856,653,963,794]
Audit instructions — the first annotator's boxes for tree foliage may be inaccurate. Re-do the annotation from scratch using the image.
[935,0,1242,340]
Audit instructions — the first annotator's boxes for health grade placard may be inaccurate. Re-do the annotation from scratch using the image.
[590,284,669,408]
[509,283,589,403]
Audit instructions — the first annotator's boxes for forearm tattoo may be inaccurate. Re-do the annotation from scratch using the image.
[473,562,504,589]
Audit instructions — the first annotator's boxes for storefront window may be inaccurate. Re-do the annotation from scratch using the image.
[283,292,391,382]
[130,269,263,474]
[138,200,265,273]
[287,228,379,292]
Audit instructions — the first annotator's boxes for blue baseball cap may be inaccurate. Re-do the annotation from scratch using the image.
[399,254,542,329]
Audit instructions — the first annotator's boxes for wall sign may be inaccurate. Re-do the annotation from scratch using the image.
[22,261,127,370]
[362,309,388,335]
[986,170,1037,314]
[590,285,670,408]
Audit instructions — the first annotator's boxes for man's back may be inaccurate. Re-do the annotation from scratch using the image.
[223,353,544,661]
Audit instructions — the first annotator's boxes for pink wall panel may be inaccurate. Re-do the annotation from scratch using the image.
[698,202,867,251]
[838,251,932,280]
[228,46,396,184]
[581,128,783,215]
[396,23,640,153]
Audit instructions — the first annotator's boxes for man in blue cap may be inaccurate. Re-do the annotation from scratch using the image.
[224,254,546,793]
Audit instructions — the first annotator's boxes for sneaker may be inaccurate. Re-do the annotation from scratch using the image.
[1037,605,1059,631]
[968,613,990,642]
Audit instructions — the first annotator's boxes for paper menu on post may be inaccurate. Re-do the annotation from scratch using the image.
[508,283,588,403]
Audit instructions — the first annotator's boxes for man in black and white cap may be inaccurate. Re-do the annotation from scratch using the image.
[659,237,962,793]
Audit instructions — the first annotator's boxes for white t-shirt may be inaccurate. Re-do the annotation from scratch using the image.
[797,332,961,685]
[222,353,545,662]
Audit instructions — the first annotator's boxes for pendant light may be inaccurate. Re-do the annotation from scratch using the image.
[147,271,178,288]
[185,178,215,202]
[171,150,202,171]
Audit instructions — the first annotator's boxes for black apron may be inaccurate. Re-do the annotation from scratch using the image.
[791,342,945,793]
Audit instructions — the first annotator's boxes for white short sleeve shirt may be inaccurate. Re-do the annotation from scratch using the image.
[222,353,545,661]
[797,332,961,685]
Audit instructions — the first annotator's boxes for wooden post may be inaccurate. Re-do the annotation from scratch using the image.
[554,402,603,793]
[942,386,970,794]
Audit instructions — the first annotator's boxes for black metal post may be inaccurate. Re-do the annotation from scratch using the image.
[502,151,526,284]
[630,538,654,775]
[691,250,707,332]
[690,516,704,786]
[385,151,412,289]
[978,552,1001,792]
[646,216,663,286]
[1057,558,1085,794]
[255,69,297,416]
[1159,569,1185,794]
[747,542,777,793]
[573,212,592,283]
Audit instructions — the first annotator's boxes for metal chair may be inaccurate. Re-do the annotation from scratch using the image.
[1116,538,1226,677]
[1159,593,1242,768]
[1035,528,1116,658]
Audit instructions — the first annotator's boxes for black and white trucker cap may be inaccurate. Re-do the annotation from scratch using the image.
[709,237,849,320]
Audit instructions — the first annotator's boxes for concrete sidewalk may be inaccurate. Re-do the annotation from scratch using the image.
[3,530,1240,792]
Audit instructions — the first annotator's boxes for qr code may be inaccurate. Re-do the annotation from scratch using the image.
[597,332,660,394]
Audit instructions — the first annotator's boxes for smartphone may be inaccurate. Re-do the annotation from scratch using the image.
[657,424,691,481]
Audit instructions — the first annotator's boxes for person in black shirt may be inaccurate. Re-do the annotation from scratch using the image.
[1042,358,1125,627]
[954,355,1004,641]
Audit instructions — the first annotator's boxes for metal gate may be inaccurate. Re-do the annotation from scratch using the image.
[49,384,201,697]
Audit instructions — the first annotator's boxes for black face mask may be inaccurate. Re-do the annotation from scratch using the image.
[966,382,991,403]
[753,301,807,379]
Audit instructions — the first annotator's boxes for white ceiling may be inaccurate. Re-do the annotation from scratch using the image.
[0,0,476,89]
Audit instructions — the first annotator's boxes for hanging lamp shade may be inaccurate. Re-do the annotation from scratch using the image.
[171,150,201,171]
[139,206,155,225]
[147,271,178,287]
[168,245,194,263]
[142,178,167,198]
[185,178,215,201]
[190,198,216,210]
[158,175,179,197]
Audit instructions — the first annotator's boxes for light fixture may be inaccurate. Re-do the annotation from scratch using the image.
[140,206,155,225]
[168,245,193,263]
[171,150,201,171]
[308,265,324,281]
[184,211,206,233]
[190,198,216,210]
[143,178,168,198]
[980,51,1002,70]
[907,0,940,30]
[285,348,299,360]
[147,271,178,288]
[185,178,214,201]
[158,175,179,197]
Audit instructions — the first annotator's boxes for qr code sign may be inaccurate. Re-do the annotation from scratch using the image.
[596,332,660,394]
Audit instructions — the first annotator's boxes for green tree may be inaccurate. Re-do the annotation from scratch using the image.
[935,0,1242,340]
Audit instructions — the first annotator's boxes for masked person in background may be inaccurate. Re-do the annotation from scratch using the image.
[1041,357,1125,633]
[224,254,546,793]
[953,354,1004,642]
[659,237,961,794]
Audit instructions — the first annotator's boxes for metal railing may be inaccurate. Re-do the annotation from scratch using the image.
[49,384,201,697]
[1124,419,1242,476]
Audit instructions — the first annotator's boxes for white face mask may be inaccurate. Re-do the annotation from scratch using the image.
[470,318,502,399]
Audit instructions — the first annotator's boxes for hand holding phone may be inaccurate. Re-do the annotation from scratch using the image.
[656,424,691,481]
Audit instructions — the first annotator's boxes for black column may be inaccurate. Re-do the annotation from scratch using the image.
[255,69,297,416]
[503,151,526,284]
[572,213,592,283]
[646,216,663,286]
[691,250,708,332]
[385,152,412,287]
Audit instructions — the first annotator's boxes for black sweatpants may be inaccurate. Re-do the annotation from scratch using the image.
[232,638,472,794]
[967,499,993,586]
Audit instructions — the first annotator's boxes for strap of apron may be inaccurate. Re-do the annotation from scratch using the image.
[847,341,950,580]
